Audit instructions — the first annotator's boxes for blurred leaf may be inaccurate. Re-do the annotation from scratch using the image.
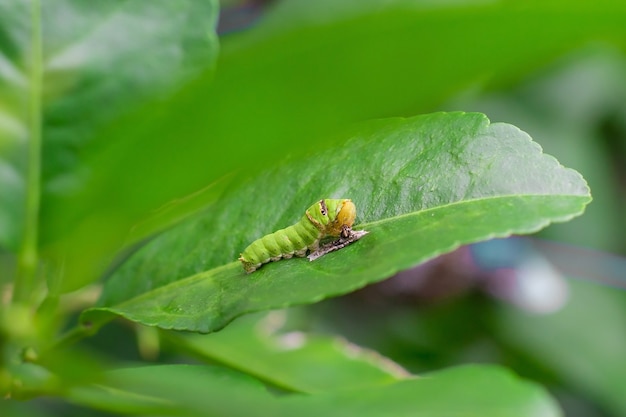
[40,0,220,188]
[0,1,30,251]
[279,365,561,417]
[0,0,219,283]
[67,364,270,417]
[66,364,561,417]
[492,280,626,416]
[0,401,48,417]
[169,312,409,393]
[39,0,626,291]
[81,112,590,332]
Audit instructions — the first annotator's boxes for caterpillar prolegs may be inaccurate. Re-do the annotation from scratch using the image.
[238,199,368,273]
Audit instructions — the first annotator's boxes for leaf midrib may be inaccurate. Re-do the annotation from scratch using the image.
[362,192,590,228]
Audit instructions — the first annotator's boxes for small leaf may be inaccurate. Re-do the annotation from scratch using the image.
[81,112,591,333]
[168,312,409,393]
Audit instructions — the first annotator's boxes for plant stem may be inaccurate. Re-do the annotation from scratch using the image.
[44,323,95,354]
[13,0,43,304]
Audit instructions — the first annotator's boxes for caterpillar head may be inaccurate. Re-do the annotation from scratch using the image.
[326,199,356,237]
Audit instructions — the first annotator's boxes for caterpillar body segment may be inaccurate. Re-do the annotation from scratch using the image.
[239,199,357,273]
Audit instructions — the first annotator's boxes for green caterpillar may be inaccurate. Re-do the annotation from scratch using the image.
[239,199,358,273]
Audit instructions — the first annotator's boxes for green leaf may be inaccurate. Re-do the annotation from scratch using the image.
[81,112,591,333]
[66,365,270,417]
[168,312,408,393]
[0,0,219,249]
[279,365,561,417]
[0,1,30,251]
[40,0,219,187]
[0,0,219,291]
[39,0,221,236]
[65,364,561,417]
[38,0,626,291]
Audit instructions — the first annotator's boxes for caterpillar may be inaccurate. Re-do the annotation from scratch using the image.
[238,199,365,273]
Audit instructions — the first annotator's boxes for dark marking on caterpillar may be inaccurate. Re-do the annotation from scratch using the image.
[319,199,328,216]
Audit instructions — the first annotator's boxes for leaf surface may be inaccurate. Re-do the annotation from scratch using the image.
[82,112,591,332]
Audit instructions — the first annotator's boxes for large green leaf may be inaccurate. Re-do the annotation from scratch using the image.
[38,0,625,291]
[66,364,561,417]
[81,112,591,333]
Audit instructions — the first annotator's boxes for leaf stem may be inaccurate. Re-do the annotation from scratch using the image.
[43,322,96,354]
[13,0,43,304]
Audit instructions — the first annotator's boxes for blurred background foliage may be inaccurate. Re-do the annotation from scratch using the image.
[2,0,626,416]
